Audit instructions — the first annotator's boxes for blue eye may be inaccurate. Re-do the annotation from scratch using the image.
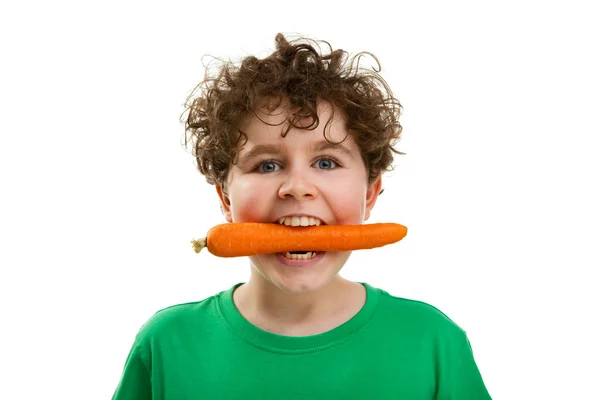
[253,157,340,173]
[257,161,281,173]
[315,158,338,169]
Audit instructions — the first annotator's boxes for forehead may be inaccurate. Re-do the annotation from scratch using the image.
[237,101,355,147]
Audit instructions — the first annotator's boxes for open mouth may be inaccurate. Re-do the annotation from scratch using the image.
[282,251,318,260]
[272,216,326,260]
[274,216,326,227]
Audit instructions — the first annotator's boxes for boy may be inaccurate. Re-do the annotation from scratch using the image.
[112,33,492,399]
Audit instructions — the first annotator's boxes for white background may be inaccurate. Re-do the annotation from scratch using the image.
[1,1,598,399]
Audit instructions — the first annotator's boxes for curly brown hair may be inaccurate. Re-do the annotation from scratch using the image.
[181,33,404,192]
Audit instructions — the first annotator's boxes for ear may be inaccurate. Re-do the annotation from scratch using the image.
[216,185,233,223]
[364,175,383,222]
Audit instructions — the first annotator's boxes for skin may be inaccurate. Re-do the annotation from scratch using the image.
[216,101,382,336]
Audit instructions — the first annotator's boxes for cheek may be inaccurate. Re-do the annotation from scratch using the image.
[229,179,272,222]
[325,184,367,223]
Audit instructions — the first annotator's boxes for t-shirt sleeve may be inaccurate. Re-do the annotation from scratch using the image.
[112,341,152,400]
[437,333,492,400]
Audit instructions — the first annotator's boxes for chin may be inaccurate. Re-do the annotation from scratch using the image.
[250,252,350,294]
[270,272,342,295]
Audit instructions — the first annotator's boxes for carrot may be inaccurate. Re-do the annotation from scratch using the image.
[191,222,407,257]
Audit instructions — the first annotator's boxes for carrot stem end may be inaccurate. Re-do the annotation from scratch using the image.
[191,238,207,254]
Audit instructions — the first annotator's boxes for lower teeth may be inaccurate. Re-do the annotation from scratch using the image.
[284,251,317,260]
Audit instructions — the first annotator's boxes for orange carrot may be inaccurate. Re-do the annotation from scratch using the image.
[191,222,407,257]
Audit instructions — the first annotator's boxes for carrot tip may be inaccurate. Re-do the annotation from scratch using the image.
[191,238,207,254]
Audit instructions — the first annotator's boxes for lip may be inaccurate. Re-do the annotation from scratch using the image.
[275,251,326,267]
[273,214,327,225]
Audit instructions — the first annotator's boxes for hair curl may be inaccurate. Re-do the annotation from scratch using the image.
[181,33,404,191]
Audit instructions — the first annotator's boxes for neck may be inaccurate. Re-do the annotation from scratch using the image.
[233,275,365,335]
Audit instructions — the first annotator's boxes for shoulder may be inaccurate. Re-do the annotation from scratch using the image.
[368,284,466,340]
[134,287,229,341]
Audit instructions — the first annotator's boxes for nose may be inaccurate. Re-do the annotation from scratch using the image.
[278,172,319,200]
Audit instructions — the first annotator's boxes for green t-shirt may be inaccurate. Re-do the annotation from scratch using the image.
[112,282,491,399]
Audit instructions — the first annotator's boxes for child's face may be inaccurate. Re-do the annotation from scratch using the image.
[216,101,382,294]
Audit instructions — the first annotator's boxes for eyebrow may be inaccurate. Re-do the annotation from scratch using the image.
[237,144,285,167]
[309,140,354,158]
[238,140,355,166]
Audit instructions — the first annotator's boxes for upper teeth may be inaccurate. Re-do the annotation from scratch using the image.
[278,216,322,226]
